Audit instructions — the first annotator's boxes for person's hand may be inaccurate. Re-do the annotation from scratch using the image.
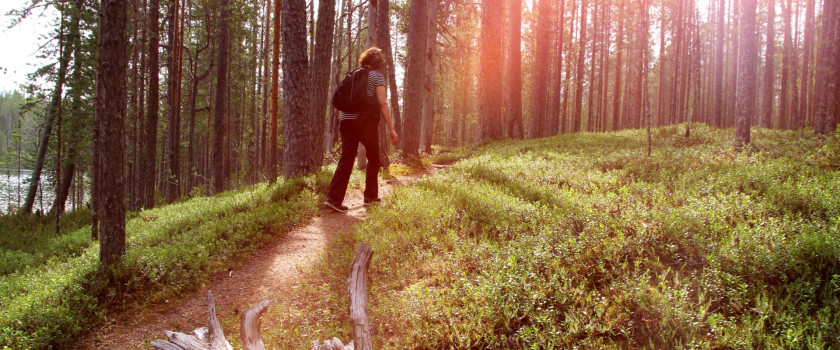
[390,130,399,146]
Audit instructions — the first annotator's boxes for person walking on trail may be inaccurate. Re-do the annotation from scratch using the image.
[324,47,399,213]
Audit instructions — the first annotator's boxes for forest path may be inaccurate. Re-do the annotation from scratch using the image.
[79,167,437,349]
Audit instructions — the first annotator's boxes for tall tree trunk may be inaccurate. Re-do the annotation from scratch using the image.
[376,0,395,169]
[281,0,312,178]
[547,0,565,136]
[799,0,815,127]
[586,1,598,132]
[307,0,336,168]
[611,0,624,131]
[562,1,576,133]
[20,20,74,215]
[529,0,551,138]
[657,2,666,127]
[421,0,438,152]
[714,0,725,127]
[166,0,183,202]
[478,0,503,140]
[735,0,757,148]
[572,0,587,133]
[779,0,793,129]
[814,0,838,134]
[269,0,280,182]
[761,0,775,128]
[378,0,401,138]
[400,0,428,156]
[96,0,128,265]
[505,0,524,138]
[212,0,230,192]
[142,0,160,208]
[53,0,85,216]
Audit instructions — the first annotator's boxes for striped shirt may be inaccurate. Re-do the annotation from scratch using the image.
[339,70,386,121]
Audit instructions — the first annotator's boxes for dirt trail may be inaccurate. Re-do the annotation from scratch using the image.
[80,169,434,349]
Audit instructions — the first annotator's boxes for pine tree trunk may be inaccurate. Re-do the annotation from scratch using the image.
[96,0,128,265]
[611,0,624,131]
[714,0,725,127]
[735,0,757,148]
[799,0,815,127]
[20,20,74,215]
[166,0,183,202]
[547,0,565,136]
[572,0,587,133]
[308,0,336,169]
[400,0,428,156]
[505,0,524,139]
[142,0,160,208]
[281,0,312,178]
[529,0,551,138]
[814,0,838,134]
[779,0,792,129]
[761,0,775,128]
[212,0,230,192]
[421,0,438,152]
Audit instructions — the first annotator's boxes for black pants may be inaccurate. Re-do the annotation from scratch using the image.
[326,117,380,204]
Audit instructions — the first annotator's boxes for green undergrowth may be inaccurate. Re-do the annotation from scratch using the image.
[262,125,840,349]
[0,170,332,349]
[0,209,94,276]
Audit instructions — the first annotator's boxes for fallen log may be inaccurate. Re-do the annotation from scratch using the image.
[347,243,373,350]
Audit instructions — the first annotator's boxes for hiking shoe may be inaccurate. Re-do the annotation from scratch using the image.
[363,197,382,206]
[324,200,348,213]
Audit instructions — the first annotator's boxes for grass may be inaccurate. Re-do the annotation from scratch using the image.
[258,124,840,349]
[0,170,334,349]
[0,209,94,276]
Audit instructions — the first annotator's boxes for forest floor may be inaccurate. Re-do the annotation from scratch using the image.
[78,166,438,349]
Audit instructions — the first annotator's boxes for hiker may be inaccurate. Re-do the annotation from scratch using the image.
[324,47,398,213]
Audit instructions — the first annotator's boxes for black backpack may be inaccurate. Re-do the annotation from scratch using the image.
[332,67,370,113]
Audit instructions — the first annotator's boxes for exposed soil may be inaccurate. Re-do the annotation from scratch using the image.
[79,168,436,349]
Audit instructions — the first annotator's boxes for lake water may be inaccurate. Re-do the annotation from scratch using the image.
[0,169,56,215]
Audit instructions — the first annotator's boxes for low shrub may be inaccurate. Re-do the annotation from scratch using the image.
[0,170,332,349]
[262,125,840,349]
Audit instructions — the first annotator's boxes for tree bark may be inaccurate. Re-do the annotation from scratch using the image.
[166,0,183,202]
[611,0,624,131]
[761,0,775,128]
[281,0,312,178]
[735,0,757,148]
[269,0,280,182]
[814,0,839,134]
[572,0,587,133]
[96,0,128,265]
[505,0,524,138]
[478,0,503,140]
[142,0,161,208]
[779,0,793,129]
[529,0,551,138]
[309,0,336,170]
[714,0,725,127]
[212,0,230,192]
[799,0,815,127]
[400,0,428,156]
[421,0,438,152]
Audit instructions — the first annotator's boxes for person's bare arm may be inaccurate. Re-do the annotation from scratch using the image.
[376,85,398,145]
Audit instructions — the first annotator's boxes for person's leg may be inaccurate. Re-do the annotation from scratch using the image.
[359,118,381,200]
[326,120,361,205]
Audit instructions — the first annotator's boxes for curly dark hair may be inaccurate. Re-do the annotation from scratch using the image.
[358,47,385,69]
